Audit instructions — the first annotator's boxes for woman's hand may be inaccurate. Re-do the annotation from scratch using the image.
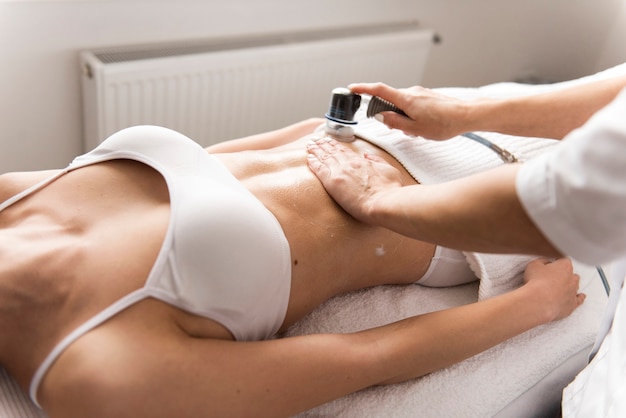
[349,82,471,140]
[306,137,403,223]
[521,257,586,323]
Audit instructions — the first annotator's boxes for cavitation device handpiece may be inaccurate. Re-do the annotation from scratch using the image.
[324,87,362,142]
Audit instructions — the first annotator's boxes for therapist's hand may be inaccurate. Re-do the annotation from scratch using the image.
[349,82,470,140]
[306,137,403,223]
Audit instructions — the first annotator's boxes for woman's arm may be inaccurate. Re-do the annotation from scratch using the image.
[45,258,583,418]
[350,74,626,140]
[205,118,324,153]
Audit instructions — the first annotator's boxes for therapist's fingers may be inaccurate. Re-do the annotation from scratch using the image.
[307,137,406,224]
[349,82,408,110]
[307,138,404,191]
[349,83,419,136]
[306,142,334,181]
[306,151,328,180]
[375,111,420,137]
[306,138,349,180]
[306,138,373,219]
[350,83,471,140]
[306,137,343,162]
[307,138,384,174]
[308,138,365,173]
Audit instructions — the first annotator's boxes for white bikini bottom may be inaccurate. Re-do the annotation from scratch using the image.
[416,246,477,287]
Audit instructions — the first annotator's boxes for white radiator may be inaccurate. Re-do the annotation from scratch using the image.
[80,23,434,151]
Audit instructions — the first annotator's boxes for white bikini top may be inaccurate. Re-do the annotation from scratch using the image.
[0,126,292,407]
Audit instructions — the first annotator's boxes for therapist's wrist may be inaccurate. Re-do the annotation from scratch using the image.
[363,187,405,228]
[363,186,431,240]
[462,98,503,133]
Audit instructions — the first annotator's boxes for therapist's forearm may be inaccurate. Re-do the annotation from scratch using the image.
[367,164,561,256]
[465,75,626,139]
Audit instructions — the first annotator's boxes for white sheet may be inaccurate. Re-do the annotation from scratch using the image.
[288,262,606,418]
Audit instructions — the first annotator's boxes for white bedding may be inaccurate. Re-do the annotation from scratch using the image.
[2,63,625,417]
[288,262,606,418]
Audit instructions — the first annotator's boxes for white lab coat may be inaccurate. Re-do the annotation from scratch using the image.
[561,260,626,418]
[517,88,626,417]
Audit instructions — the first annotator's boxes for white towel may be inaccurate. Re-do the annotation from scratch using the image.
[288,261,605,418]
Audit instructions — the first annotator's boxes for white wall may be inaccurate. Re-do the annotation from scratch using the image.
[594,0,626,73]
[1,0,625,172]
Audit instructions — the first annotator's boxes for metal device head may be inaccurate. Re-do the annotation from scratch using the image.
[324,87,361,142]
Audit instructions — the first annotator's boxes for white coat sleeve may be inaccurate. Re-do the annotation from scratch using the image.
[516,88,626,265]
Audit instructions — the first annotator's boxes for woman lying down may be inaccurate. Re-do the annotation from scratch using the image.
[0,118,583,417]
